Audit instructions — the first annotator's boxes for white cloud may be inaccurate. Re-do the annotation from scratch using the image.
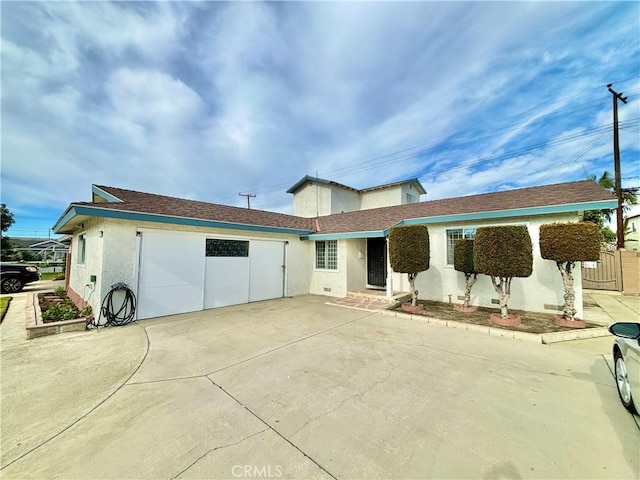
[1,1,638,234]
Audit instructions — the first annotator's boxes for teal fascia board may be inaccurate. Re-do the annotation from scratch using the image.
[91,185,123,203]
[302,231,385,241]
[399,200,618,227]
[52,206,78,233]
[53,205,315,236]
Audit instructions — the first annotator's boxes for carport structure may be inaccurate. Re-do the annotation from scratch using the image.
[2,296,638,479]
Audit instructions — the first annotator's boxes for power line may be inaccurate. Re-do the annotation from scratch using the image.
[238,192,256,209]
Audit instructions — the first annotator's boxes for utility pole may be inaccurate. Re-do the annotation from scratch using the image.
[607,84,628,249]
[239,193,256,209]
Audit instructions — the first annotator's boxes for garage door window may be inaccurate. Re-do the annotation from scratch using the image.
[316,240,337,270]
[206,239,249,257]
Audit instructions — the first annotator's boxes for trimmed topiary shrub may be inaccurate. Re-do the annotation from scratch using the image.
[540,222,601,321]
[454,239,478,308]
[389,225,430,306]
[474,226,533,318]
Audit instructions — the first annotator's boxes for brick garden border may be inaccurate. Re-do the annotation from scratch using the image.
[25,293,87,340]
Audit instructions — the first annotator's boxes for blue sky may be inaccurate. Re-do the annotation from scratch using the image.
[1,1,639,238]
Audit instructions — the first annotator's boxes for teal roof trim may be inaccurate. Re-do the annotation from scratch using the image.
[286,175,354,194]
[53,205,314,236]
[302,231,386,241]
[92,185,123,203]
[398,199,618,227]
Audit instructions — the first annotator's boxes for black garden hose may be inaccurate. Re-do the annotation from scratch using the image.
[99,282,136,327]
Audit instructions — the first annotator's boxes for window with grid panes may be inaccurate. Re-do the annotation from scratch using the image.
[315,240,337,270]
[446,228,476,265]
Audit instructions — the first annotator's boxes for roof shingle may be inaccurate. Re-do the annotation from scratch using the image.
[59,180,614,236]
[89,185,315,231]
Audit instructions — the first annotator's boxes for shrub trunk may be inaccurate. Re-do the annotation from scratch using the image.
[489,276,512,318]
[557,261,577,321]
[408,272,418,306]
[463,273,478,308]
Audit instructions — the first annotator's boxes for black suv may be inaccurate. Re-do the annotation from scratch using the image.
[0,263,41,293]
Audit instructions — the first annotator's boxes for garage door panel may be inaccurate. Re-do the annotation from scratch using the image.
[137,285,204,319]
[204,257,249,308]
[139,233,203,289]
[249,240,284,302]
[137,231,204,320]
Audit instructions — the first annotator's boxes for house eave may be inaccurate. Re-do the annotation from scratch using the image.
[398,199,618,228]
[302,231,386,241]
[92,185,124,203]
[53,205,315,236]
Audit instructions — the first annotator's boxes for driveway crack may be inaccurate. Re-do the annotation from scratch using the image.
[205,376,338,480]
[289,362,399,439]
[170,428,268,479]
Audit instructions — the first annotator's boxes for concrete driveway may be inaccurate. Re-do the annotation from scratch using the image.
[1,295,638,479]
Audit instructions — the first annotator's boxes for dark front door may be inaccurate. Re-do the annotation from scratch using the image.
[367,237,387,288]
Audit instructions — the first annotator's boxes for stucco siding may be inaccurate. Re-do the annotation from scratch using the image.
[309,239,348,297]
[293,184,333,217]
[399,184,422,204]
[360,187,402,210]
[331,187,360,214]
[68,218,104,317]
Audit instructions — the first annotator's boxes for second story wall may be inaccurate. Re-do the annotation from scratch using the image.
[360,184,422,210]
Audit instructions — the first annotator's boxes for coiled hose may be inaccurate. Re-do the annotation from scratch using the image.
[98,282,137,327]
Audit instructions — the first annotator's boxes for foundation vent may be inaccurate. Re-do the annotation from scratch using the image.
[544,304,563,311]
[491,299,500,305]
[323,287,332,292]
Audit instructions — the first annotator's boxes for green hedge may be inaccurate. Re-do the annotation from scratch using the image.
[453,239,476,274]
[388,225,430,274]
[540,222,601,262]
[473,226,532,278]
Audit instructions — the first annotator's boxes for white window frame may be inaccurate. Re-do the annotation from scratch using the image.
[77,233,87,265]
[315,240,338,270]
[445,227,476,266]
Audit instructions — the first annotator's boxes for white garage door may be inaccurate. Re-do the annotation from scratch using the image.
[137,232,285,319]
[137,231,205,320]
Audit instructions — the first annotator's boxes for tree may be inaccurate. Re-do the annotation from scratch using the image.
[1,204,15,261]
[540,222,600,322]
[473,226,533,319]
[453,239,478,309]
[388,225,430,307]
[584,171,638,237]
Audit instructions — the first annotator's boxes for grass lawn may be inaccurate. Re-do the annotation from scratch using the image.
[393,300,601,334]
[40,272,65,281]
[1,296,12,323]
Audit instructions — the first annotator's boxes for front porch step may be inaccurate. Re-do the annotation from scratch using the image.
[346,289,411,304]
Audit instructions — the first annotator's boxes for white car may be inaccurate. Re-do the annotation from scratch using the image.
[609,322,640,414]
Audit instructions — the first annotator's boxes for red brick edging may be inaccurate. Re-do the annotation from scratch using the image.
[454,304,478,313]
[553,315,586,329]
[490,313,521,327]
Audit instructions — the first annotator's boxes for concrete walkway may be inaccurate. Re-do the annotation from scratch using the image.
[1,295,638,479]
[583,289,640,324]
